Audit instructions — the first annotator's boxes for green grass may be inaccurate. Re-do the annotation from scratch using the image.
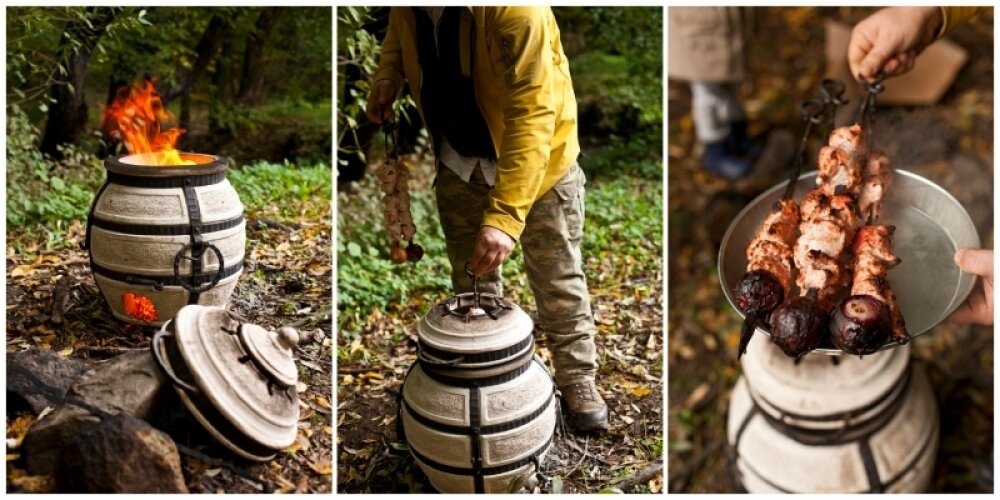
[228,160,332,220]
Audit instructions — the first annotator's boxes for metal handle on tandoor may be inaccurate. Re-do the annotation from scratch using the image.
[151,324,199,393]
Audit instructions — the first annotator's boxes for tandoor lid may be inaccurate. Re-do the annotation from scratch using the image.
[167,305,299,460]
[418,293,533,356]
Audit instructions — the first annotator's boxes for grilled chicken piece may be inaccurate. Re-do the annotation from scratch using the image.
[794,190,858,301]
[851,225,908,343]
[816,124,866,196]
[827,124,864,155]
[745,199,800,295]
[858,151,893,223]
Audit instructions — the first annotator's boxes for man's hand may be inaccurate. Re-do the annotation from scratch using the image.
[468,226,515,277]
[848,7,942,81]
[948,248,994,325]
[366,79,397,124]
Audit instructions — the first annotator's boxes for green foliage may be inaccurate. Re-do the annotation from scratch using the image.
[554,7,663,181]
[337,6,418,166]
[583,177,663,265]
[6,7,151,110]
[336,165,453,332]
[227,160,332,220]
[6,104,104,228]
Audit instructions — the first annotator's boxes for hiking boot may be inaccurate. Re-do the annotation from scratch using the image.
[560,380,609,432]
[733,128,797,195]
[702,140,754,180]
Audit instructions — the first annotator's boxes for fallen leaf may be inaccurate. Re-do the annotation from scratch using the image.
[630,386,652,398]
[684,383,713,410]
[7,415,36,448]
[57,347,73,357]
[7,466,54,493]
[309,458,332,475]
[10,265,35,278]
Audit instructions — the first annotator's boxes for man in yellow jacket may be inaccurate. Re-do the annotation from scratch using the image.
[366,7,608,432]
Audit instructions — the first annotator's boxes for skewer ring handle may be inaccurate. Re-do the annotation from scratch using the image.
[801,98,827,124]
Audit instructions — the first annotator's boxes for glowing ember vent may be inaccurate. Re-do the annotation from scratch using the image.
[102,80,194,166]
[122,292,158,322]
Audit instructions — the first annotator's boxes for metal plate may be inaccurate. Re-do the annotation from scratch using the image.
[719,170,980,355]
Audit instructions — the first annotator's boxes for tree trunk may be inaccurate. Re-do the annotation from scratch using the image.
[236,8,283,106]
[39,8,119,158]
[208,34,238,135]
[162,14,232,107]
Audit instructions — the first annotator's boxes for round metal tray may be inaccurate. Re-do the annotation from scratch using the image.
[719,169,980,355]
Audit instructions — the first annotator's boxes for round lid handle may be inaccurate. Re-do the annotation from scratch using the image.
[277,326,300,350]
[239,323,299,388]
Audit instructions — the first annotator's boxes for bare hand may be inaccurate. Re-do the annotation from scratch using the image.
[366,79,396,124]
[468,226,515,277]
[948,248,994,325]
[848,7,942,81]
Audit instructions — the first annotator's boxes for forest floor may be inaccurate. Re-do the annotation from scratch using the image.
[6,177,333,493]
[668,7,994,493]
[336,154,664,493]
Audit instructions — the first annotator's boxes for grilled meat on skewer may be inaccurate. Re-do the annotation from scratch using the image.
[745,199,800,295]
[816,124,865,196]
[734,199,800,358]
[858,151,893,223]
[771,124,864,358]
[795,189,859,300]
[733,98,828,359]
[830,225,909,354]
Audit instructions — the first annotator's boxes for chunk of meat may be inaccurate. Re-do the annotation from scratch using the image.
[746,199,800,295]
[858,151,893,223]
[851,225,908,343]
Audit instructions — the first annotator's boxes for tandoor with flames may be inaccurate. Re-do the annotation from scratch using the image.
[85,81,245,325]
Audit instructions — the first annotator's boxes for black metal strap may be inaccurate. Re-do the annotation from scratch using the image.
[181,180,204,304]
[418,354,533,388]
[91,261,242,289]
[107,170,226,188]
[469,387,484,493]
[418,334,533,366]
[91,215,244,236]
[859,438,882,493]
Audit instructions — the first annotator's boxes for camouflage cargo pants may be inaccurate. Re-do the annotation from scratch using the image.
[435,163,597,387]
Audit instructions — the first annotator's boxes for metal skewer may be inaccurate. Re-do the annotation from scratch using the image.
[780,98,828,202]
[738,97,829,359]
[820,78,848,138]
[855,72,885,149]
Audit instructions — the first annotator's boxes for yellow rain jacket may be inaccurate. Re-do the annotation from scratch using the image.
[372,7,580,240]
[938,7,982,38]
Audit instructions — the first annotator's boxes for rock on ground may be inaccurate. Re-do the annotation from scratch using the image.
[7,349,90,415]
[59,414,187,493]
[21,350,173,475]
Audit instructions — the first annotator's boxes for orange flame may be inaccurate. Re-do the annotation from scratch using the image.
[122,292,158,322]
[102,80,193,166]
